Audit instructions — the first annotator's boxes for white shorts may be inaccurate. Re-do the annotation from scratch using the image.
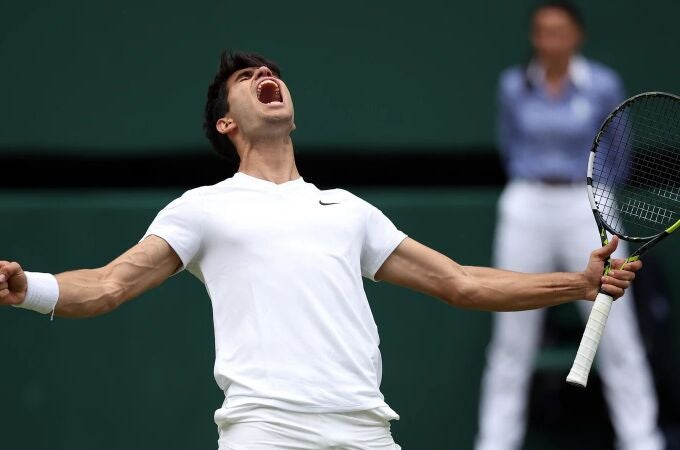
[217,405,402,450]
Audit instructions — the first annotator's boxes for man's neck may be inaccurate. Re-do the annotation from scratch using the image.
[237,137,300,184]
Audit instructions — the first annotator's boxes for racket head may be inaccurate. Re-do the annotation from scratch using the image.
[587,92,680,242]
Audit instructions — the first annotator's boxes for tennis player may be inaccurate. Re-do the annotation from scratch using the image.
[0,51,641,450]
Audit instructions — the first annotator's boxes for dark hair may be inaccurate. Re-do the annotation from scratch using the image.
[203,51,281,159]
[531,1,585,31]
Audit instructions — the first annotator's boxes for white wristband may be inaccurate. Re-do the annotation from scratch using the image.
[13,272,59,315]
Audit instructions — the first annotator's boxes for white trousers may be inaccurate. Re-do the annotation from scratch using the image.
[475,181,664,450]
[217,406,401,450]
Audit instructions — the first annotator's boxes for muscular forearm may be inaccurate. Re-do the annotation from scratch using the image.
[377,237,635,313]
[458,266,589,311]
[53,236,180,318]
[54,267,126,318]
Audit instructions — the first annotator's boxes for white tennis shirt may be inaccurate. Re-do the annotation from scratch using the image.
[142,172,407,422]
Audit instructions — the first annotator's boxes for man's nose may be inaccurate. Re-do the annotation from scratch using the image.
[254,66,273,79]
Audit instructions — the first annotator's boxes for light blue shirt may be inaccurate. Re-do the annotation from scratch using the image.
[498,56,625,182]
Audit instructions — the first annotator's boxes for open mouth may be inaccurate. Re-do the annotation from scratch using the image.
[256,79,283,104]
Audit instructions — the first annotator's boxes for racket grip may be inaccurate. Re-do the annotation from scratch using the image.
[566,292,614,388]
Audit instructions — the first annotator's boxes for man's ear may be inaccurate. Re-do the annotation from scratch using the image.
[216,117,237,135]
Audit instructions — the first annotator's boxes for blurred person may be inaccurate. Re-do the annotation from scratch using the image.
[475,3,664,450]
[0,51,641,450]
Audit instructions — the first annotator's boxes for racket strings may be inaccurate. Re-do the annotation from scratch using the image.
[592,94,680,238]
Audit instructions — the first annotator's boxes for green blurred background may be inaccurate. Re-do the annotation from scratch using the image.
[1,0,680,449]
[1,0,678,154]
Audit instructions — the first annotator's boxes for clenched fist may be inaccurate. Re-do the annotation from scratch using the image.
[0,261,28,306]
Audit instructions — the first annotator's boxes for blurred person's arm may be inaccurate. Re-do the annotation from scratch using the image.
[496,70,516,171]
[598,67,630,179]
[375,237,639,311]
[605,69,626,111]
[0,235,180,318]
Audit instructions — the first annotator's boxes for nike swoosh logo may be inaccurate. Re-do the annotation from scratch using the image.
[319,200,340,206]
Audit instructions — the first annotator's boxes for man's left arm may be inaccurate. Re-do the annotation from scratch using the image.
[375,236,640,311]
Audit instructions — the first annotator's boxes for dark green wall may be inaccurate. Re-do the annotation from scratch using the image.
[1,0,679,155]
[1,189,679,449]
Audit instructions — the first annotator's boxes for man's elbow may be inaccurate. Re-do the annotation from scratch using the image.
[439,277,478,309]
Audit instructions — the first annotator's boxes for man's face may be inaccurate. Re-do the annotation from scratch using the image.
[531,7,582,62]
[224,65,295,138]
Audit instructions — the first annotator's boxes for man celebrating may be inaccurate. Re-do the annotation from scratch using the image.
[0,51,640,450]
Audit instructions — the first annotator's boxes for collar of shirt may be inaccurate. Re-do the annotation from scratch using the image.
[525,55,592,92]
[232,171,307,192]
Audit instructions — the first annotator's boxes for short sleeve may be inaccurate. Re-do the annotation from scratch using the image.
[141,193,204,273]
[360,204,407,281]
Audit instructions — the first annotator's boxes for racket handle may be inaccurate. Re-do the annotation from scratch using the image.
[566,292,614,388]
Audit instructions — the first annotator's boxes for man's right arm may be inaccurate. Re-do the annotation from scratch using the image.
[0,235,181,318]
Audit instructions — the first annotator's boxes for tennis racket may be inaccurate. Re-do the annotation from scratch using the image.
[566,92,680,388]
